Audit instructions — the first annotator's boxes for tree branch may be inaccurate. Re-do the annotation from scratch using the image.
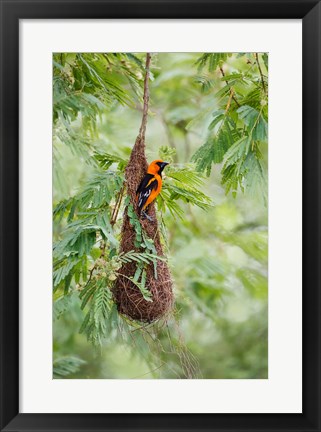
[255,53,267,95]
[225,87,235,114]
[110,184,125,226]
[219,66,240,108]
[124,53,151,193]
[139,53,151,140]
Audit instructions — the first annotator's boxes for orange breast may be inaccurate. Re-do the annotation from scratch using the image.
[143,174,162,209]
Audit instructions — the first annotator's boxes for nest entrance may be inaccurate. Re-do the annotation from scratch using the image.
[112,54,174,323]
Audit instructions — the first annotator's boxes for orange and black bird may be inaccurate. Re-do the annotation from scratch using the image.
[136,159,169,221]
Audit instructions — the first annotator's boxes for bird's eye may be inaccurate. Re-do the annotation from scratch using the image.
[156,162,162,167]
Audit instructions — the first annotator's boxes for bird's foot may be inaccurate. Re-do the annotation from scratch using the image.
[142,210,154,222]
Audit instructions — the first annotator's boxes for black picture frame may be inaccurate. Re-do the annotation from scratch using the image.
[1,1,320,431]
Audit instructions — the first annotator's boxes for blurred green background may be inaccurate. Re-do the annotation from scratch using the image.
[53,53,268,379]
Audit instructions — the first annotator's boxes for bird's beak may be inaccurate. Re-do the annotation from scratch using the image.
[162,162,169,168]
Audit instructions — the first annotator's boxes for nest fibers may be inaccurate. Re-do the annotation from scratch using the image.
[112,133,174,323]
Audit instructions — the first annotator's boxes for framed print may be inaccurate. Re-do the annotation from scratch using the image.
[0,1,320,431]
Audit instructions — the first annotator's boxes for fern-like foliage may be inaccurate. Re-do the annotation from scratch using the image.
[53,53,145,157]
[53,53,144,122]
[93,152,128,171]
[191,53,268,202]
[156,147,213,218]
[162,167,213,213]
[77,248,166,344]
[192,112,240,174]
[118,250,166,301]
[53,171,124,296]
[53,356,86,378]
[195,53,230,72]
[79,277,113,345]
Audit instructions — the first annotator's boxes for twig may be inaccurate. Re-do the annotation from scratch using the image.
[255,53,267,95]
[131,362,165,379]
[110,184,125,226]
[130,322,154,333]
[225,87,235,114]
[81,264,96,291]
[139,53,151,140]
[219,66,240,108]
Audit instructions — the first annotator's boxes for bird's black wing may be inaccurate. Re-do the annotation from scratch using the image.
[136,174,158,210]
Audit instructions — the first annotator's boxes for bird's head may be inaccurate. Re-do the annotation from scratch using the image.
[147,159,169,175]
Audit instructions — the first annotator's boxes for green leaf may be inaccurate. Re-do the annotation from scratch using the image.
[141,270,147,289]
[222,136,251,169]
[133,267,142,282]
[127,275,152,302]
[53,356,86,378]
[53,294,73,320]
[262,53,268,71]
[208,112,225,131]
[94,152,128,171]
[53,259,80,288]
[237,105,267,142]
[220,73,243,81]
[195,53,228,72]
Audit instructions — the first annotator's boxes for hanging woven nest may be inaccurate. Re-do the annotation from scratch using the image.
[112,53,174,323]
